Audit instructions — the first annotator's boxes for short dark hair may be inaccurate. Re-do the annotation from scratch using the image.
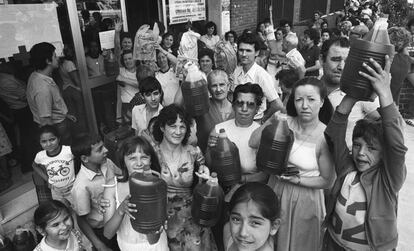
[205,21,217,35]
[38,125,60,140]
[136,64,155,82]
[304,28,320,45]
[71,134,102,170]
[237,32,261,52]
[352,119,384,147]
[279,19,293,28]
[30,42,55,70]
[120,49,134,68]
[276,69,300,90]
[232,82,264,107]
[198,48,215,65]
[139,76,164,103]
[117,136,161,182]
[320,37,350,62]
[34,200,71,230]
[225,30,237,41]
[286,77,333,125]
[152,104,192,145]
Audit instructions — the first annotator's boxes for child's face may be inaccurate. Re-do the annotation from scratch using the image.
[124,146,151,174]
[230,201,278,251]
[143,90,161,110]
[42,210,73,243]
[352,137,383,172]
[40,132,60,154]
[86,141,108,165]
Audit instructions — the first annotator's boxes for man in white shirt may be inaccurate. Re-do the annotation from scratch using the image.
[320,37,380,146]
[233,32,284,122]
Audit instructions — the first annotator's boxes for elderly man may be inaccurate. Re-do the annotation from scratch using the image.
[196,70,234,152]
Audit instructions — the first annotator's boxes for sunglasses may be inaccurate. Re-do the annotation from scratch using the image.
[234,100,257,109]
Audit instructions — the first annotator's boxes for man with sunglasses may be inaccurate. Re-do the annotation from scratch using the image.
[207,82,269,185]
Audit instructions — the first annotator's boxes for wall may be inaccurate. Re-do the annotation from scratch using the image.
[230,0,258,34]
[400,79,414,118]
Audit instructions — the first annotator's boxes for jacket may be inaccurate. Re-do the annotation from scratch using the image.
[324,103,407,251]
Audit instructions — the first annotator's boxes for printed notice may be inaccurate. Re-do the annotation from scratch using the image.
[169,0,206,24]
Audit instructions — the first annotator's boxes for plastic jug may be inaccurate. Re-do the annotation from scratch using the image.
[192,172,224,227]
[181,63,210,116]
[208,129,241,187]
[129,170,167,243]
[340,17,395,101]
[12,227,36,251]
[256,114,294,175]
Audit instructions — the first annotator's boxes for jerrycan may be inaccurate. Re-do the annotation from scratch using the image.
[129,169,167,244]
[257,114,294,175]
[12,227,36,251]
[192,172,225,227]
[340,17,394,101]
[181,62,210,116]
[208,129,241,187]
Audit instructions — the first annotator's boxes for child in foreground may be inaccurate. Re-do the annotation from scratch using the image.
[103,136,168,250]
[33,125,75,206]
[323,56,407,250]
[34,200,84,251]
[223,182,281,251]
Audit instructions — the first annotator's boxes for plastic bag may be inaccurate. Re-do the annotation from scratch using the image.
[178,29,201,61]
[214,40,237,76]
[133,23,159,61]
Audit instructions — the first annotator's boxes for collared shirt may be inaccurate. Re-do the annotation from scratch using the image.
[26,71,68,124]
[233,62,280,119]
[131,103,163,134]
[71,159,118,228]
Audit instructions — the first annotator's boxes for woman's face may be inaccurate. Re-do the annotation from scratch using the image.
[157,52,169,69]
[230,201,278,251]
[294,84,323,122]
[123,53,136,70]
[162,117,187,145]
[321,32,330,42]
[143,90,161,110]
[42,210,73,243]
[284,23,291,33]
[276,30,284,41]
[227,33,235,43]
[124,146,151,174]
[122,37,133,50]
[162,35,174,49]
[207,26,215,36]
[259,23,265,33]
[200,55,213,74]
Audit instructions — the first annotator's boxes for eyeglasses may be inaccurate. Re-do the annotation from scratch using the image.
[234,100,256,109]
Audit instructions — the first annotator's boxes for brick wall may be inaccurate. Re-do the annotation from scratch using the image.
[399,79,414,118]
[230,0,258,35]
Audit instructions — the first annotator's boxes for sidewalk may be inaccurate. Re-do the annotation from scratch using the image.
[397,124,414,251]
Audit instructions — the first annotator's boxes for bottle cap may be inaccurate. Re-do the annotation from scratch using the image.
[208,172,219,184]
[218,129,227,138]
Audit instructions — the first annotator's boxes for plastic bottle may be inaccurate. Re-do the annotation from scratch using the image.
[181,62,210,116]
[256,114,294,175]
[340,17,395,101]
[129,170,167,244]
[12,227,36,251]
[192,172,224,227]
[207,129,241,187]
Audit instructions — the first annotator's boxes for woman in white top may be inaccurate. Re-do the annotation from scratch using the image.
[250,77,335,251]
[200,21,220,50]
[155,50,179,106]
[116,49,138,123]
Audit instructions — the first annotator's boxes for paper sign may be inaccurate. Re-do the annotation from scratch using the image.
[169,0,206,24]
[99,30,115,50]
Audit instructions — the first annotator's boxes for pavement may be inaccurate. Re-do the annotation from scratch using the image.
[397,123,414,251]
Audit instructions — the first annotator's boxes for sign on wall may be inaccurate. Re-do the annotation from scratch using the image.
[0,3,63,60]
[169,0,206,24]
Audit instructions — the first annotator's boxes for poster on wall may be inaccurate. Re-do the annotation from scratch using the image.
[221,0,230,35]
[0,3,63,60]
[169,0,206,25]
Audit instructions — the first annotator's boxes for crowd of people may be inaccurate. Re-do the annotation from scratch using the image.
[0,1,411,250]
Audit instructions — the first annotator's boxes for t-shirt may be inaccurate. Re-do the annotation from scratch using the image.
[131,104,163,134]
[233,63,280,119]
[59,60,77,90]
[328,171,370,251]
[156,68,180,106]
[300,45,320,77]
[34,145,75,188]
[200,34,220,50]
[86,55,105,77]
[116,67,139,103]
[215,119,260,174]
[35,229,84,251]
[328,88,379,148]
[71,159,118,228]
[26,72,68,124]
